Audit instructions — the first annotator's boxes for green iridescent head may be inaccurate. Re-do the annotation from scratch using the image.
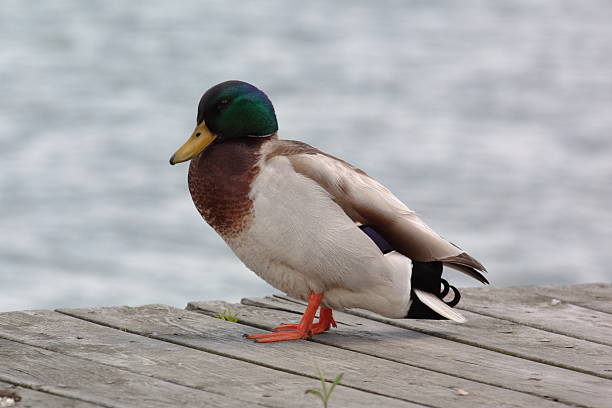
[198,80,278,139]
[170,80,278,165]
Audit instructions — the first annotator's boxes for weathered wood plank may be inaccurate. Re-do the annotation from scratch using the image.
[0,337,266,408]
[0,381,102,408]
[60,304,569,408]
[0,310,415,408]
[273,293,612,379]
[529,283,612,314]
[458,285,612,346]
[194,297,612,408]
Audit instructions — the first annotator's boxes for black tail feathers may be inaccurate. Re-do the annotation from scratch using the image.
[356,225,463,321]
[406,261,461,320]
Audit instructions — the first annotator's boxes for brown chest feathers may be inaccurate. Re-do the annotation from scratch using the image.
[188,138,266,237]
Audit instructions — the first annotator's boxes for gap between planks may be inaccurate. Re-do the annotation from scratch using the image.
[188,295,612,408]
[0,379,103,408]
[457,284,612,347]
[52,308,426,408]
[0,335,272,408]
[57,305,574,408]
[270,291,612,381]
[0,309,418,408]
[272,282,612,378]
[1,283,608,408]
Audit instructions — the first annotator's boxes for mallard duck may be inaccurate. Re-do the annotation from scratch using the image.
[170,80,488,343]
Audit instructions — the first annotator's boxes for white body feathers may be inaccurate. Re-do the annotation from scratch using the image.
[214,139,477,322]
[224,153,415,317]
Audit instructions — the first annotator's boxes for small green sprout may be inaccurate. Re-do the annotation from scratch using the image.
[215,308,239,322]
[305,363,344,408]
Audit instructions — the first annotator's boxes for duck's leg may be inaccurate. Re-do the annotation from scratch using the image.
[245,293,324,343]
[273,306,336,334]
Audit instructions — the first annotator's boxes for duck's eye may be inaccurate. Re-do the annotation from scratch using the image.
[217,99,229,110]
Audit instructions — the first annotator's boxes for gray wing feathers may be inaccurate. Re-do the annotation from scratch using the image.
[272,140,487,284]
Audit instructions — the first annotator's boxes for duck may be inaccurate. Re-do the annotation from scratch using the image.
[170,80,488,343]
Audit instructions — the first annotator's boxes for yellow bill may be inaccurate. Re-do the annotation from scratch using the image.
[169,121,217,165]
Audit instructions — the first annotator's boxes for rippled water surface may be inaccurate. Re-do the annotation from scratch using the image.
[1,0,611,311]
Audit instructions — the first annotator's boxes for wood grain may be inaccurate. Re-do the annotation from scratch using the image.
[0,337,261,408]
[195,296,612,408]
[0,380,102,408]
[59,304,569,408]
[2,283,607,408]
[273,291,612,380]
[0,309,417,408]
[458,284,612,346]
[529,283,612,314]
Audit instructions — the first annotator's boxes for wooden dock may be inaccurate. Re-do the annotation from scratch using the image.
[0,283,610,408]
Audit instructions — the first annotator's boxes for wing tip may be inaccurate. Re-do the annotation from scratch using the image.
[441,252,489,284]
[443,262,489,285]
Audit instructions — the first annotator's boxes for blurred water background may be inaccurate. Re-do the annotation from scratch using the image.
[1,0,611,312]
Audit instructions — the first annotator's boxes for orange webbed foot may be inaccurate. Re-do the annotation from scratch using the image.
[272,322,325,333]
[244,293,336,343]
[273,306,336,332]
[245,329,311,343]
